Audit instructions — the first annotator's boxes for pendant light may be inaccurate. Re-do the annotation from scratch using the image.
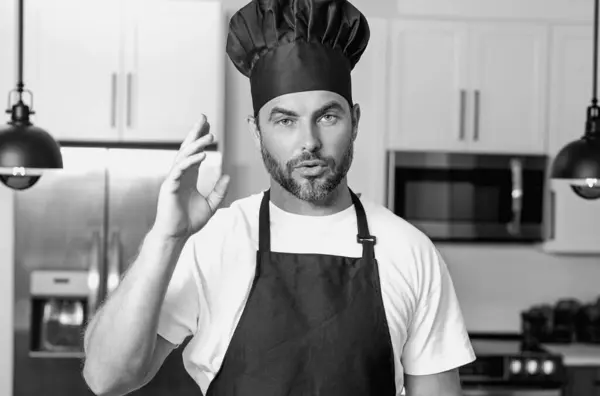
[550,0,600,199]
[0,0,63,191]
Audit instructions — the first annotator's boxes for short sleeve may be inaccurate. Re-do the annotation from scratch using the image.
[157,237,201,346]
[401,243,476,375]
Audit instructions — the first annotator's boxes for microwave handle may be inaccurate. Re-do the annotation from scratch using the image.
[549,189,556,240]
[507,158,523,236]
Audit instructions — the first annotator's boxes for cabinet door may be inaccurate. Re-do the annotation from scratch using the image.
[388,20,469,152]
[347,18,389,206]
[123,0,225,144]
[468,23,549,154]
[548,25,594,156]
[0,0,14,118]
[24,0,122,141]
[543,179,600,254]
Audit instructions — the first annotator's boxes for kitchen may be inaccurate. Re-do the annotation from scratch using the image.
[1,0,600,395]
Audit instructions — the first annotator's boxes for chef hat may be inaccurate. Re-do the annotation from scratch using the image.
[226,0,370,116]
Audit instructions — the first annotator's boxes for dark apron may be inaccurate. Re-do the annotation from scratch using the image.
[205,189,396,396]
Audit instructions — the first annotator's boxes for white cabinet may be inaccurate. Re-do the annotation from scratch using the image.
[396,0,593,22]
[388,20,549,155]
[468,24,549,154]
[388,21,468,152]
[23,0,225,144]
[347,18,389,206]
[0,0,15,119]
[544,180,600,254]
[548,24,594,156]
[543,24,600,255]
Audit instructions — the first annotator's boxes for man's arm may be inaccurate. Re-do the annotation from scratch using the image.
[399,239,475,395]
[404,368,463,396]
[82,229,189,396]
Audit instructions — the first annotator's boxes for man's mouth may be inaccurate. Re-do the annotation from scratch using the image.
[296,161,326,168]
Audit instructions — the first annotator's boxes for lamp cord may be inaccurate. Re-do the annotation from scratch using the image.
[16,0,24,97]
[594,0,599,107]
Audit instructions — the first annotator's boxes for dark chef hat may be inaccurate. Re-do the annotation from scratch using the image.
[226,0,370,116]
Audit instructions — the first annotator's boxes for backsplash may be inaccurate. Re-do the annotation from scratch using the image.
[438,243,600,333]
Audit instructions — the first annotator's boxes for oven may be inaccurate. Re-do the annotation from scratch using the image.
[460,338,565,396]
[385,151,548,242]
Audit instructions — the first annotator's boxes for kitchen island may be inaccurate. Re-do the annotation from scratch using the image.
[543,343,600,366]
[543,343,600,396]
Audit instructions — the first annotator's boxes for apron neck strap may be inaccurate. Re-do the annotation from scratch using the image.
[258,188,376,259]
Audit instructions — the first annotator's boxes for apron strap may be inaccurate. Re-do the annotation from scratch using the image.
[258,189,376,259]
[259,189,271,252]
[349,190,376,260]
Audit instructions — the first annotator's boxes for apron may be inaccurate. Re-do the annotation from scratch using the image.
[205,189,396,396]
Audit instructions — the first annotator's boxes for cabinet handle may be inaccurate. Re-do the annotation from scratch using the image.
[473,90,480,141]
[459,90,467,140]
[110,73,117,128]
[507,158,523,236]
[126,73,133,128]
[549,189,556,240]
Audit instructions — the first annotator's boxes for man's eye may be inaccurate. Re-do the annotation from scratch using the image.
[277,118,294,127]
[320,114,338,123]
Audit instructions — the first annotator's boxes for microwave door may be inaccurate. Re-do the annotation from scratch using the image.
[388,152,546,242]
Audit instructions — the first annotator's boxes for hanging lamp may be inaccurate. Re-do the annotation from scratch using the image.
[0,0,63,191]
[550,0,600,199]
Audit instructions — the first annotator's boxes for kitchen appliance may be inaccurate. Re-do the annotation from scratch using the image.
[460,337,565,396]
[386,151,548,242]
[13,146,222,395]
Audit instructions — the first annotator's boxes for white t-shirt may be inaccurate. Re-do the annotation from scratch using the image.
[157,191,476,394]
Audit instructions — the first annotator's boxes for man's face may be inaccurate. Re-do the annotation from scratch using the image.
[251,90,360,202]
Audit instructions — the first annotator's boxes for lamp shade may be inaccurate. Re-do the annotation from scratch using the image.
[550,136,600,181]
[0,122,63,171]
[0,112,63,190]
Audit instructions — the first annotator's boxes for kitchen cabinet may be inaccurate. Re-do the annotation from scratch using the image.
[547,24,594,156]
[543,179,600,255]
[387,20,549,155]
[22,0,225,144]
[1,0,15,115]
[564,367,600,396]
[347,18,389,206]
[543,24,600,255]
[396,0,592,22]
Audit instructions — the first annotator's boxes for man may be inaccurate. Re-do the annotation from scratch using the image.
[82,0,476,395]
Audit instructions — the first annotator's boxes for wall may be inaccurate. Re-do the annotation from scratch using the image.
[216,0,600,334]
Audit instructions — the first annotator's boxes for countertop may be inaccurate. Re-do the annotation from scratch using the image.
[543,343,600,366]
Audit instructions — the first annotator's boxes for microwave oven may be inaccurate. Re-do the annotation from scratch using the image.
[385,151,548,242]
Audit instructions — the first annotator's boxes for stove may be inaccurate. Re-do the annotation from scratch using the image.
[460,336,565,396]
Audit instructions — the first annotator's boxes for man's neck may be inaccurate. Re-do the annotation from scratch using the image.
[268,180,353,216]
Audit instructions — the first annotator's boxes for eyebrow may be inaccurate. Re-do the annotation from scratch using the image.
[267,100,346,122]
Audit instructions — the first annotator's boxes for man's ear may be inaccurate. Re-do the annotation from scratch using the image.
[247,115,262,151]
[351,103,361,142]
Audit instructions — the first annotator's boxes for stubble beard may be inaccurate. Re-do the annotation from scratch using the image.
[259,136,354,203]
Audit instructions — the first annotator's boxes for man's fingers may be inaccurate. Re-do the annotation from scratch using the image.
[170,152,207,182]
[205,174,231,213]
[178,131,214,160]
[180,115,210,150]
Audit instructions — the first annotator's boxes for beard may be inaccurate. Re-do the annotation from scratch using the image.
[260,138,354,202]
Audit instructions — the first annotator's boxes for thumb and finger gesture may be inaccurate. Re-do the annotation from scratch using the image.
[155,116,230,239]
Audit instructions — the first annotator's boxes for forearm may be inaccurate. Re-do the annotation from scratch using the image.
[82,228,187,393]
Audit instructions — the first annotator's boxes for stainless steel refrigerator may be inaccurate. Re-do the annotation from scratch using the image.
[13,146,222,396]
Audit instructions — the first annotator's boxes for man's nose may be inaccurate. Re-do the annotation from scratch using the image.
[300,121,322,152]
